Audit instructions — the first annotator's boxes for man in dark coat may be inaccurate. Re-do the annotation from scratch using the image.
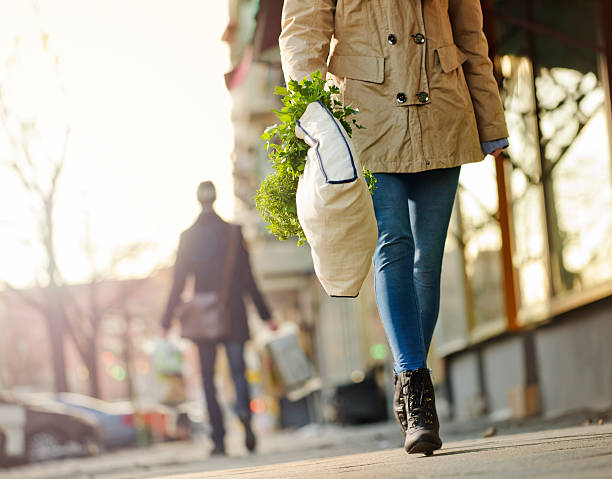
[160,181,276,455]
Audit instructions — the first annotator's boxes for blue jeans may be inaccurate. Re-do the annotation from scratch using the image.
[372,167,460,373]
[196,340,251,445]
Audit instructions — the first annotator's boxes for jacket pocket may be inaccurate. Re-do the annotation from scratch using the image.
[327,55,385,84]
[435,44,468,73]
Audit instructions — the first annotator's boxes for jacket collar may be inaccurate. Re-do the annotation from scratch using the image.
[195,209,219,225]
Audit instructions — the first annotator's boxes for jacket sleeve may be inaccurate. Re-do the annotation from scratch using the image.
[481,138,509,155]
[279,0,336,83]
[161,234,189,329]
[238,231,272,321]
[448,0,509,142]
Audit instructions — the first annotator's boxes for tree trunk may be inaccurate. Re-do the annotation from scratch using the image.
[123,312,135,401]
[43,199,70,392]
[87,341,101,398]
[542,178,575,294]
[45,304,68,393]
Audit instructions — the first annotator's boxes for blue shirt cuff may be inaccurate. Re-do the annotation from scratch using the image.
[481,138,509,156]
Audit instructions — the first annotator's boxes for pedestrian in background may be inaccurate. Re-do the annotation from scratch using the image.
[279,0,508,455]
[161,181,277,455]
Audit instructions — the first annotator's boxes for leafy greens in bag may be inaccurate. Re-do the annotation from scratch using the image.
[256,71,375,245]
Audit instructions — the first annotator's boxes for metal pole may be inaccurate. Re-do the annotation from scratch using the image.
[598,0,612,161]
[481,0,520,331]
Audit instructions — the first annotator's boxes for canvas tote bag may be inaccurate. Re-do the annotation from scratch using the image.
[295,100,378,297]
[179,224,240,341]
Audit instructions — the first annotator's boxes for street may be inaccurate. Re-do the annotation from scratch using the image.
[1,421,610,478]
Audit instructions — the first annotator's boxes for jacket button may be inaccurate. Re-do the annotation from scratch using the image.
[396,92,407,104]
[388,34,397,45]
[412,33,425,44]
[416,92,429,103]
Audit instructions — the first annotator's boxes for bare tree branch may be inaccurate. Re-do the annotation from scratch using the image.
[1,281,46,315]
[50,127,70,194]
[0,91,46,200]
[61,303,91,362]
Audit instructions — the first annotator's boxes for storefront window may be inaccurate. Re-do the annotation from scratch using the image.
[501,55,551,309]
[437,159,507,350]
[457,160,507,333]
[434,0,612,356]
[495,0,612,309]
[436,208,470,353]
[536,62,612,294]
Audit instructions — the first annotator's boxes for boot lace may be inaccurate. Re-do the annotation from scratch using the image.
[404,370,434,429]
[394,374,408,432]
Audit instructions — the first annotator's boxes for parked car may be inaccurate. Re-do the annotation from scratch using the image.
[0,392,102,465]
[121,400,180,442]
[21,392,195,448]
[28,394,186,445]
[23,393,138,449]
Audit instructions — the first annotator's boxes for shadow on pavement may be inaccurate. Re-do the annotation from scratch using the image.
[422,431,612,458]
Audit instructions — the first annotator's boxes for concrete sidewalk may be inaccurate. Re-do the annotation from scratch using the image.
[155,424,612,479]
[1,419,609,478]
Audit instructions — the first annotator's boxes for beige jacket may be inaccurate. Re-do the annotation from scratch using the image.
[279,0,509,173]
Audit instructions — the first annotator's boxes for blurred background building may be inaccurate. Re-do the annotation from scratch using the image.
[223,0,388,426]
[222,0,612,424]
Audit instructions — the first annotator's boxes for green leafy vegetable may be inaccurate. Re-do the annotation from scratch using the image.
[255,70,375,245]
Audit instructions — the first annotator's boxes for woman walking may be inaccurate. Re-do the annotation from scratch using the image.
[279,0,508,454]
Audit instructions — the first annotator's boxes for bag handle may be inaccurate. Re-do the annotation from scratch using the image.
[218,224,240,311]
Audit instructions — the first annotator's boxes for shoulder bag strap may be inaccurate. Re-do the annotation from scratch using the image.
[218,224,240,308]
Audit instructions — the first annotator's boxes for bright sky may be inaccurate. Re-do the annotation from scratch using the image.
[0,0,234,287]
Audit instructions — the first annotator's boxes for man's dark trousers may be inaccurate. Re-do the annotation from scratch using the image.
[196,340,251,446]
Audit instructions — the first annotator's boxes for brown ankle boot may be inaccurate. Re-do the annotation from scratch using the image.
[394,368,442,455]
